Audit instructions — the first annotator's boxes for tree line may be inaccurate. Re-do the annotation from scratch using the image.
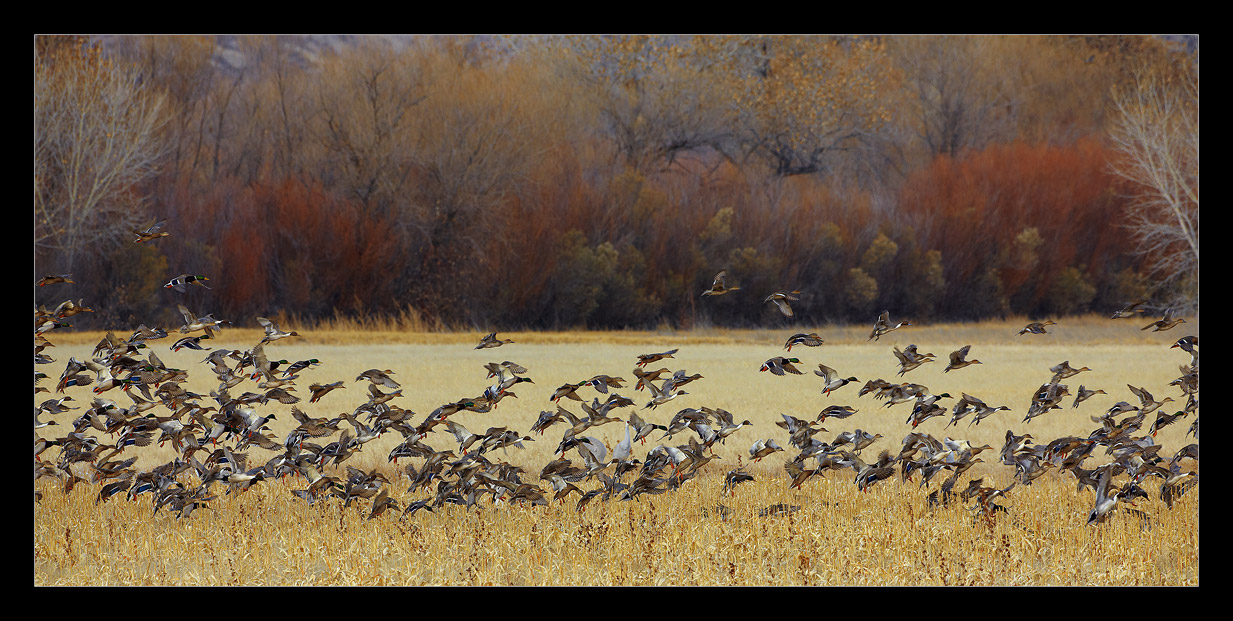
[34,35,1198,331]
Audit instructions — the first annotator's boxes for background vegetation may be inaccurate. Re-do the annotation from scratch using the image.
[34,35,1198,331]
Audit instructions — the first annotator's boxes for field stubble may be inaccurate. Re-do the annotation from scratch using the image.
[35,317,1199,585]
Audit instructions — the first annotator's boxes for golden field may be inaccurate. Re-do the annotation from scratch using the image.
[34,316,1200,585]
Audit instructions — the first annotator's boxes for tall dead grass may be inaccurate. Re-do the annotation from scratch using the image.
[34,318,1198,585]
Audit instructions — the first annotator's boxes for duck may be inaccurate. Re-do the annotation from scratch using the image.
[784,459,822,490]
[176,304,227,338]
[834,429,883,452]
[760,357,804,376]
[765,291,801,317]
[893,344,936,376]
[37,274,74,287]
[356,369,401,390]
[907,399,949,429]
[783,332,824,352]
[53,299,94,319]
[1018,320,1056,335]
[281,359,320,378]
[133,220,169,243]
[1050,360,1092,381]
[816,404,857,424]
[1142,309,1186,332]
[257,317,300,345]
[636,349,679,367]
[1170,335,1198,355]
[308,381,346,404]
[632,366,671,391]
[958,394,1011,428]
[1071,385,1106,408]
[869,310,911,341]
[814,363,858,396]
[701,270,740,296]
[485,374,534,401]
[1149,410,1189,437]
[1127,384,1174,416]
[847,450,898,493]
[163,274,211,293]
[626,411,667,445]
[367,487,399,520]
[171,334,212,352]
[585,374,627,394]
[1086,468,1122,525]
[704,407,753,444]
[550,381,588,403]
[943,345,982,373]
[722,469,755,496]
[749,438,785,462]
[1110,300,1148,319]
[642,378,688,410]
[476,332,514,349]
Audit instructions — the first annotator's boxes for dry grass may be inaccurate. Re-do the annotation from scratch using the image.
[34,317,1199,585]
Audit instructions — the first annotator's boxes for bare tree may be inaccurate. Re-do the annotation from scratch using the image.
[309,39,428,214]
[553,35,733,172]
[35,37,171,273]
[1107,64,1198,309]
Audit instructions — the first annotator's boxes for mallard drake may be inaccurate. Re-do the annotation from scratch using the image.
[784,332,824,352]
[1142,309,1186,332]
[701,270,741,297]
[37,274,74,287]
[943,345,982,373]
[760,357,804,376]
[164,274,211,292]
[814,363,858,396]
[636,348,679,367]
[133,220,169,243]
[1018,320,1056,335]
[869,310,911,341]
[476,332,514,349]
[627,411,667,445]
[765,290,801,317]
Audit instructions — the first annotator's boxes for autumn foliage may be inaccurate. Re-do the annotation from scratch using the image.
[34,35,1193,330]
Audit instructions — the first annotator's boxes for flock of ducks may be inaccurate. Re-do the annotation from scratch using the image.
[34,250,1198,530]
